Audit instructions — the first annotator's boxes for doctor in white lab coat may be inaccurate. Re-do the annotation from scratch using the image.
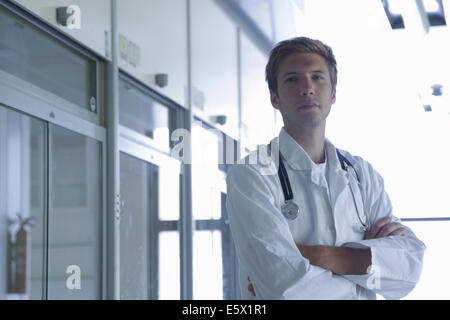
[226,37,425,300]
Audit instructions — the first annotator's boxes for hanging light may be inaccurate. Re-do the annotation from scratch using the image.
[423,0,446,26]
[381,0,405,29]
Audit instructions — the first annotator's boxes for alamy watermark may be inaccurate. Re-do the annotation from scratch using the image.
[366,264,381,290]
[170,122,279,176]
[66,265,81,290]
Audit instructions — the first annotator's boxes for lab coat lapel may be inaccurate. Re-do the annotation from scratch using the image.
[324,140,349,210]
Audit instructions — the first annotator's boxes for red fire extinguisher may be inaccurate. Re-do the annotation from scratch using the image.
[10,214,36,294]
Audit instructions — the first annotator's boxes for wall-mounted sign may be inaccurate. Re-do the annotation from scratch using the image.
[56,5,81,30]
[119,34,140,68]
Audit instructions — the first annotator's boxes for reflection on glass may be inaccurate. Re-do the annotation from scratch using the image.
[0,6,97,111]
[193,231,223,300]
[119,152,155,299]
[0,105,45,299]
[402,221,449,300]
[159,232,180,299]
[47,124,102,299]
[119,79,169,150]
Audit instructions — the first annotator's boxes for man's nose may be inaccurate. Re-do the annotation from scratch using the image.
[300,86,314,96]
[300,79,314,96]
[301,88,314,96]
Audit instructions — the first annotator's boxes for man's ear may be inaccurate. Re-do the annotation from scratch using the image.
[331,87,336,104]
[270,90,280,110]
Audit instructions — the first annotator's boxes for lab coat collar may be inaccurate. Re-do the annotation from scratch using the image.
[276,127,343,175]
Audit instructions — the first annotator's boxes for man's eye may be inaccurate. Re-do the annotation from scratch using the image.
[312,74,323,80]
[286,77,297,83]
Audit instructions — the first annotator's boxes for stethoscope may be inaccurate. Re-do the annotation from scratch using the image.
[274,145,369,232]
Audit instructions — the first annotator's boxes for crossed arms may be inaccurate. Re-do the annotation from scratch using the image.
[228,163,425,299]
[248,216,406,296]
[297,216,406,275]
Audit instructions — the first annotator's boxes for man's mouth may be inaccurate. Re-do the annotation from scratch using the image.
[298,103,319,109]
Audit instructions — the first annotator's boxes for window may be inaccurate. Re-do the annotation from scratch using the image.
[0,3,100,123]
[191,123,239,299]
[119,77,170,152]
[402,220,450,299]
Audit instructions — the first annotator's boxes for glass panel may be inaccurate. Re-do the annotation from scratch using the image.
[192,125,221,220]
[47,124,102,299]
[158,231,180,299]
[119,152,156,299]
[193,231,223,300]
[158,162,180,221]
[0,105,45,300]
[119,79,170,151]
[402,220,450,300]
[0,6,97,112]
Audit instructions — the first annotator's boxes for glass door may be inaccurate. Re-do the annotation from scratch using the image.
[119,140,181,299]
[47,124,102,299]
[119,152,157,299]
[0,104,46,299]
[0,104,103,299]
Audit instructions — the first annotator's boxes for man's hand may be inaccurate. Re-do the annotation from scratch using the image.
[365,216,406,240]
[297,244,371,275]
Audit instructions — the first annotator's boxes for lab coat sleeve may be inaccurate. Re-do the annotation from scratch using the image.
[226,163,357,299]
[341,159,426,300]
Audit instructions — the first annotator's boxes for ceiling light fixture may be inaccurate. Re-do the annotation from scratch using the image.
[381,0,405,29]
[423,0,446,26]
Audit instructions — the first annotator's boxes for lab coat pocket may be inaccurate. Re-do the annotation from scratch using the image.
[334,187,366,246]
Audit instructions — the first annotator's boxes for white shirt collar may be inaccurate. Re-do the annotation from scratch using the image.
[271,127,342,173]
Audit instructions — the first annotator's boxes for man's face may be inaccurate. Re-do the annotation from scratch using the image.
[270,52,336,130]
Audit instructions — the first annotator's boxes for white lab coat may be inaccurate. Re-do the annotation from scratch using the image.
[226,128,425,300]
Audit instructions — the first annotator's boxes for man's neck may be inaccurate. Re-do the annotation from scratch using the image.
[284,125,326,164]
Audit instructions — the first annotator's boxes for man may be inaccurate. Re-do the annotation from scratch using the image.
[226,37,425,299]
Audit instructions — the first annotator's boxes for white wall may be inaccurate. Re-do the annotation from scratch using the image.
[190,0,239,139]
[117,0,188,108]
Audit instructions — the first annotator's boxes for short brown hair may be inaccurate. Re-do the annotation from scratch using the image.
[265,37,337,95]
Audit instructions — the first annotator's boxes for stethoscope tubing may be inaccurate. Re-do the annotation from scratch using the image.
[274,146,368,231]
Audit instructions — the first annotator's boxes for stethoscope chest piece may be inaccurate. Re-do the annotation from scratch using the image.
[281,200,299,220]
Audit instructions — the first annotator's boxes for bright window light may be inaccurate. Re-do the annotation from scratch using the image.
[159,232,180,299]
[193,231,223,299]
[423,0,440,12]
[388,0,404,15]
